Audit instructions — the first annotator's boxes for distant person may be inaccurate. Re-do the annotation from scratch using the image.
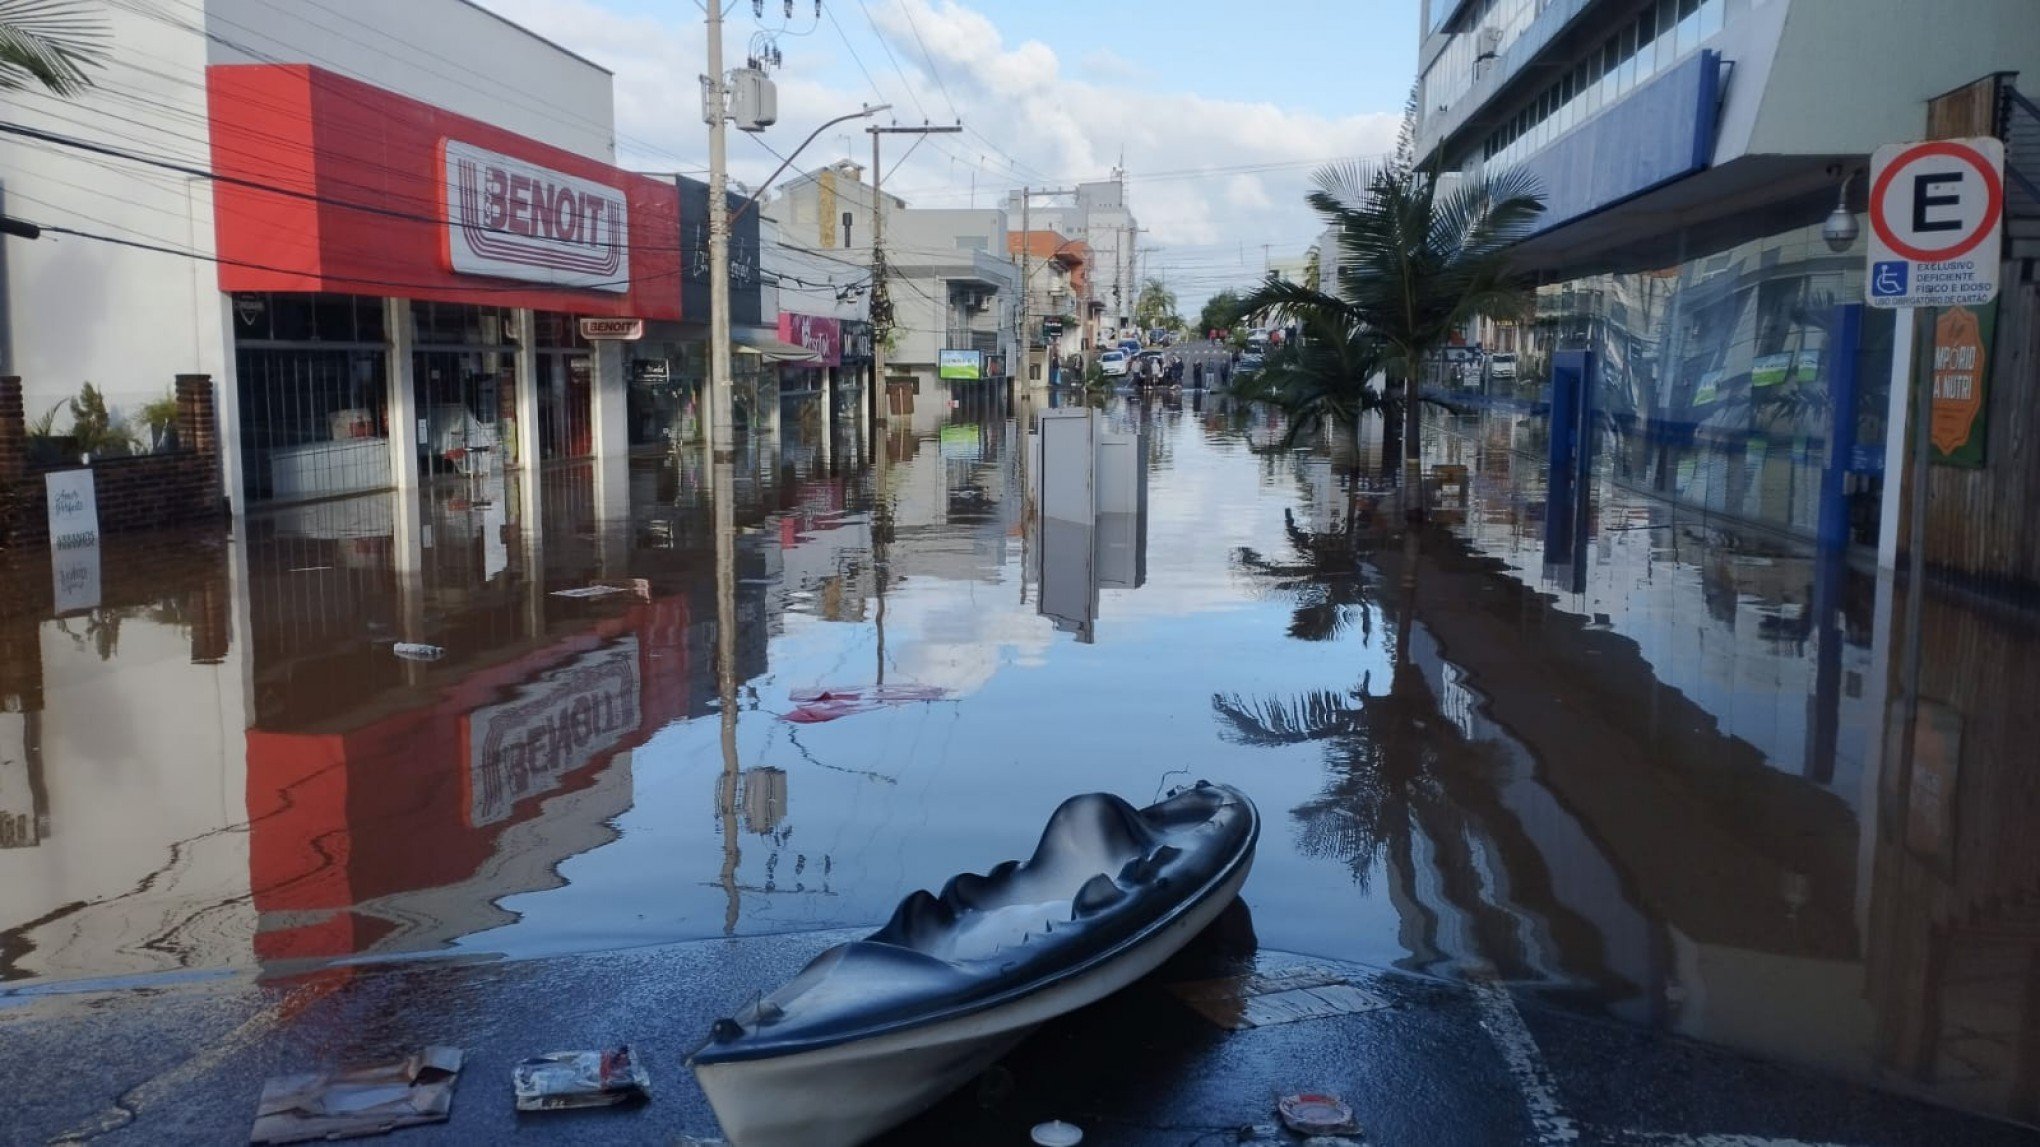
[1192,360,1205,387]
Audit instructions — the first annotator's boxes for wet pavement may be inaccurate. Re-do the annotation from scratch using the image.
[4,382,2040,1142]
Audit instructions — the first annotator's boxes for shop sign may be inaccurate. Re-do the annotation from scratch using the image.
[579,317,644,340]
[442,139,630,294]
[45,469,98,549]
[778,313,842,366]
[632,358,672,383]
[1929,302,1994,467]
[939,349,983,380]
[466,637,641,826]
[840,321,873,363]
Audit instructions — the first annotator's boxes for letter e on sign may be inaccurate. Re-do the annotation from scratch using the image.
[1866,137,2004,308]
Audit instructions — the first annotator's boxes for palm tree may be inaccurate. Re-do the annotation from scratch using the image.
[1242,160,1544,505]
[1229,302,1392,453]
[1,1,106,97]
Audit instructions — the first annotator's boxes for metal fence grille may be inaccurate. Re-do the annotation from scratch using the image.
[236,345,391,505]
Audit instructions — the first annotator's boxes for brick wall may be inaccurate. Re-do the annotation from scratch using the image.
[0,375,227,547]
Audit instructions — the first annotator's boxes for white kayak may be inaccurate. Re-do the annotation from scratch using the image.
[688,782,1259,1147]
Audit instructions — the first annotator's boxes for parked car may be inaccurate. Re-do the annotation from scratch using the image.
[1488,352,1518,381]
[1118,338,1142,357]
[1099,350,1130,377]
[1237,351,1266,375]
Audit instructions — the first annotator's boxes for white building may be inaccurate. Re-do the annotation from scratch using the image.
[770,170,1018,431]
[1003,178,1139,337]
[1414,0,2040,555]
[0,0,683,536]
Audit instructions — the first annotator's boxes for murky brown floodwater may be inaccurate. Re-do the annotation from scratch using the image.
[2,389,2035,1127]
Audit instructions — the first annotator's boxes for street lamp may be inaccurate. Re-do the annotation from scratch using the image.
[727,104,891,226]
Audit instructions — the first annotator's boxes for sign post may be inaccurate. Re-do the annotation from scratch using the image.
[1866,136,2004,569]
[1868,136,2006,846]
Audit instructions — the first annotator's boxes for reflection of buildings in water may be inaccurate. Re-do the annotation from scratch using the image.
[740,766,788,835]
[246,612,690,962]
[0,542,247,983]
[1280,507,2040,1123]
[883,412,1023,584]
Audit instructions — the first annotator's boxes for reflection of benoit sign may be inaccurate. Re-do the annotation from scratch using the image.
[442,139,631,294]
[579,317,644,340]
[467,637,641,826]
[939,349,983,380]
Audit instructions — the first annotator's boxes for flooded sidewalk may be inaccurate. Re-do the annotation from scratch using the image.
[2,391,2038,1141]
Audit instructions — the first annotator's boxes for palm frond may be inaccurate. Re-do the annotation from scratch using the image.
[1212,689,1370,746]
[0,0,108,96]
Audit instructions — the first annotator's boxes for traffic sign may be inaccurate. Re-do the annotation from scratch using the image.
[1866,137,2004,308]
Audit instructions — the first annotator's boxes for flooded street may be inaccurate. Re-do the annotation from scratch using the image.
[4,390,2037,1131]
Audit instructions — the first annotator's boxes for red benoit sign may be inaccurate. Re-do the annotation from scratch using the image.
[207,64,680,319]
[443,140,629,293]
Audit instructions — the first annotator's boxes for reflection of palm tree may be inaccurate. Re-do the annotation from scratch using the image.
[1232,508,1374,644]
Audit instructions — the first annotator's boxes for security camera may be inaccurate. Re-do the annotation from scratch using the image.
[1822,167,1859,253]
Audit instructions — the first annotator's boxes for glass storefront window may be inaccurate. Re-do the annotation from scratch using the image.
[411,301,517,348]
[1481,218,1890,547]
[231,293,385,345]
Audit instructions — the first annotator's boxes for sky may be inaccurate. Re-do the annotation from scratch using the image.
[473,0,1421,310]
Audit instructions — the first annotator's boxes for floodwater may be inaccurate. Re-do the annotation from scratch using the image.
[2,387,2037,1128]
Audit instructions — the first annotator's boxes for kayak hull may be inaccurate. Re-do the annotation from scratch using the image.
[693,847,1253,1147]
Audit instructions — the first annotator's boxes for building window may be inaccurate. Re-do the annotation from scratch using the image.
[1479,0,1729,170]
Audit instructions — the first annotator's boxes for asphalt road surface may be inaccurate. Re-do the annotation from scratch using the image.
[3,915,2033,1145]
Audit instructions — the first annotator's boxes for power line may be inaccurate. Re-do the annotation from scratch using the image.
[892,0,959,123]
[107,0,704,175]
[0,119,714,260]
[853,0,928,122]
[9,211,670,295]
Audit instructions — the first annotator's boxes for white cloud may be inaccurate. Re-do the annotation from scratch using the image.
[1077,48,1151,83]
[473,0,1399,308]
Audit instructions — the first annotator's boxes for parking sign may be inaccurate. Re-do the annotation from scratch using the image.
[1865,137,2004,308]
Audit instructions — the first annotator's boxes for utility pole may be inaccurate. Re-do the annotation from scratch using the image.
[1018,186,1030,385]
[703,0,734,457]
[866,122,962,430]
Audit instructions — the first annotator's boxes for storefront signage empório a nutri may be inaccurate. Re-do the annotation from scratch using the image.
[579,317,645,340]
[442,139,631,293]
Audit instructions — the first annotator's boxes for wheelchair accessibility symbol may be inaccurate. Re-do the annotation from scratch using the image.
[1871,261,1910,298]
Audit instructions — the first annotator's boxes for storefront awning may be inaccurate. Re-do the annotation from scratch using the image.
[733,328,822,363]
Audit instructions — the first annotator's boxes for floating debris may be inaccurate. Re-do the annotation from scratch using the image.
[391,642,444,662]
[1030,1119,1084,1146]
[249,1046,463,1144]
[512,1045,651,1111]
[1276,1093,1359,1137]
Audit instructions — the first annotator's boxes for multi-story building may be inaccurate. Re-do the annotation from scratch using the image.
[1414,0,2040,559]
[0,0,689,532]
[1008,230,1091,385]
[1003,178,1138,338]
[769,167,1018,430]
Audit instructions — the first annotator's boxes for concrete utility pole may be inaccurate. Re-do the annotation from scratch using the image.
[866,123,962,429]
[704,0,734,457]
[1019,186,1030,382]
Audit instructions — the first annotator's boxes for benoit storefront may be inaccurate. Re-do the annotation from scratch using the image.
[207,64,681,506]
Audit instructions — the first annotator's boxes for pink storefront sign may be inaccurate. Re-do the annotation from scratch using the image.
[778,313,842,366]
